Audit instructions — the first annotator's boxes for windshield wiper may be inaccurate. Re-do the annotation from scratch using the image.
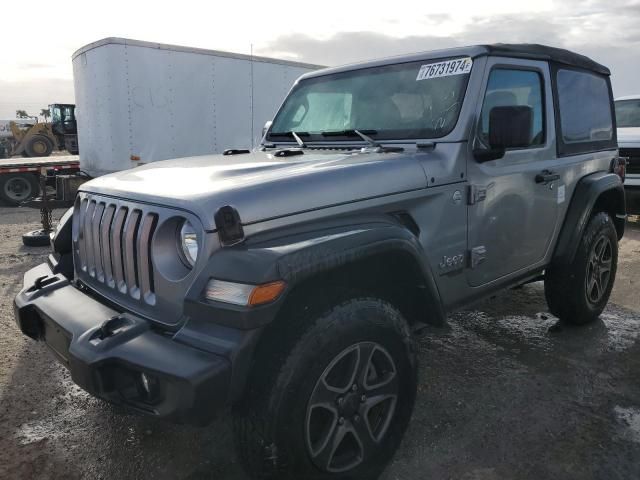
[269,130,310,143]
[320,129,403,153]
[354,129,379,148]
[291,131,307,147]
[265,130,308,152]
[320,129,378,138]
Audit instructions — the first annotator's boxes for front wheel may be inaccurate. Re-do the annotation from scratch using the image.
[545,211,618,324]
[24,135,53,157]
[234,298,417,480]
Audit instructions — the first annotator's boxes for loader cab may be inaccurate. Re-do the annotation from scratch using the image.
[50,103,79,154]
[50,104,77,136]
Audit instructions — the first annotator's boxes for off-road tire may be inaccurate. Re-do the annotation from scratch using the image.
[234,297,417,480]
[545,211,618,324]
[0,173,39,205]
[25,135,53,157]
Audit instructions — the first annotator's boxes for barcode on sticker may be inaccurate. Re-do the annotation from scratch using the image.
[416,58,473,81]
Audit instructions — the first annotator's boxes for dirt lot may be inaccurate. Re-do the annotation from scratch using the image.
[1,206,639,480]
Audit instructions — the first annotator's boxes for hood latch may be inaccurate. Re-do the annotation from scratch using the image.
[215,205,245,246]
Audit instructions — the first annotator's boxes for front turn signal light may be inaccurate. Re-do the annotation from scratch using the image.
[248,281,287,306]
[205,279,286,307]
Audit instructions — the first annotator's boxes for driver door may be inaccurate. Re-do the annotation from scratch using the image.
[466,58,560,287]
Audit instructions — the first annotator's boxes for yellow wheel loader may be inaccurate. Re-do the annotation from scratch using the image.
[0,104,78,159]
[9,121,56,157]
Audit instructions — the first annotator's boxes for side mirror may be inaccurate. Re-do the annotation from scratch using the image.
[262,120,273,139]
[489,105,533,149]
[474,105,533,162]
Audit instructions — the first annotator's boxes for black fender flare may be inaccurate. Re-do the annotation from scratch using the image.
[552,171,625,266]
[186,219,445,330]
[181,218,444,403]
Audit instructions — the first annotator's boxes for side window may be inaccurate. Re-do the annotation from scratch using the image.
[556,69,613,151]
[615,99,640,128]
[480,69,544,147]
[51,107,61,123]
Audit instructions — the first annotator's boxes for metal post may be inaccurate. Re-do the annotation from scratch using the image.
[39,167,52,232]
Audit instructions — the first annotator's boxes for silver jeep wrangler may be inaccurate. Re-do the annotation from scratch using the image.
[14,44,626,479]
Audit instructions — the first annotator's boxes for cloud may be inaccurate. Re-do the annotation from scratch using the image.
[19,63,57,70]
[0,78,74,119]
[257,1,640,96]
[4,0,640,118]
[258,31,459,66]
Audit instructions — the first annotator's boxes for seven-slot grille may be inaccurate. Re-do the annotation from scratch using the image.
[620,148,640,175]
[75,197,158,305]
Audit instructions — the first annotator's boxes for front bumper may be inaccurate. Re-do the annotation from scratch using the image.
[14,263,231,425]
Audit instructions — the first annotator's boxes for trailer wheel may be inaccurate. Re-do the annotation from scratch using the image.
[0,173,39,205]
[25,135,54,157]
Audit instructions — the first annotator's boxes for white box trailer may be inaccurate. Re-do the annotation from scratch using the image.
[72,38,323,177]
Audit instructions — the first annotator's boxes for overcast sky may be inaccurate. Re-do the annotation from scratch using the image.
[1,0,639,118]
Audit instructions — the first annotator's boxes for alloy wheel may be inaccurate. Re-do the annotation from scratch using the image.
[305,342,398,473]
[585,234,613,305]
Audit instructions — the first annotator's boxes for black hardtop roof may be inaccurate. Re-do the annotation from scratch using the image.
[301,43,610,81]
[480,44,609,75]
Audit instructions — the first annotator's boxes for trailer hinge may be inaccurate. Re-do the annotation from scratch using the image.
[467,185,487,205]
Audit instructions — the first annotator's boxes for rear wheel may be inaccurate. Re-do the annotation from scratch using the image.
[24,135,53,157]
[0,173,39,205]
[234,297,417,479]
[545,211,618,324]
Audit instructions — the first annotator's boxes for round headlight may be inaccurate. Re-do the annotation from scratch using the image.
[178,220,198,267]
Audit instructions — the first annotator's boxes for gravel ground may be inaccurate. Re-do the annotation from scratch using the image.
[1,206,639,480]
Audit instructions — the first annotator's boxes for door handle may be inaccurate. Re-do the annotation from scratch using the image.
[535,169,560,184]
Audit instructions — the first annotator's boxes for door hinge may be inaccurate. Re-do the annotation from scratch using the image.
[469,246,487,269]
[467,185,487,205]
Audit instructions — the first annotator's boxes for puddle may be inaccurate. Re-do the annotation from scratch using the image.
[614,406,640,443]
[600,310,640,352]
[13,373,90,446]
[14,401,85,445]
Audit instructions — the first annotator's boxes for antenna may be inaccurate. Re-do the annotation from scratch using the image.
[250,43,254,150]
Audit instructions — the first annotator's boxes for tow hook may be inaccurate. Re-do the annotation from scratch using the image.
[96,315,129,340]
[28,275,59,292]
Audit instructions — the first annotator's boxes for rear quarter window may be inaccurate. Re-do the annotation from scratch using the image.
[555,68,615,155]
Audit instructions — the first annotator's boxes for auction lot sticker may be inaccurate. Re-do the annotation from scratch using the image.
[416,58,473,81]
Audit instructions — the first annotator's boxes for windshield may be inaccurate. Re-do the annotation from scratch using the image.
[268,57,473,142]
[615,99,640,128]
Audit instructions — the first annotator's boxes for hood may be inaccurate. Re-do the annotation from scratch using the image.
[618,127,640,146]
[80,150,428,230]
